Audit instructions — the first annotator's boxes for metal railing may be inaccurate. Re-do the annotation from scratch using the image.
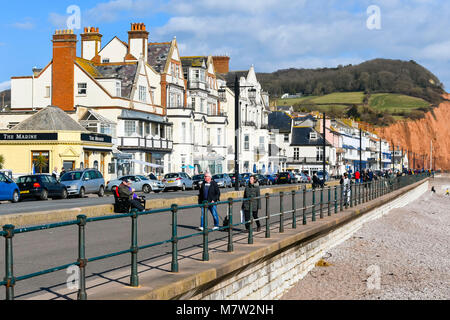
[0,173,429,300]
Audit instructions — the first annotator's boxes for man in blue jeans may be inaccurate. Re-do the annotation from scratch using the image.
[198,172,221,231]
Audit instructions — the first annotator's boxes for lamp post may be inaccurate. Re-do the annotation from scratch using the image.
[359,128,362,173]
[322,113,326,184]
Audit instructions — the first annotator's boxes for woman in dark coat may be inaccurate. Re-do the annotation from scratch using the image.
[243,175,261,232]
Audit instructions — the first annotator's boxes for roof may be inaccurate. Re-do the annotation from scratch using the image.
[181,56,207,68]
[76,58,104,78]
[290,127,331,147]
[94,64,138,98]
[268,111,292,133]
[218,70,249,86]
[147,42,172,73]
[12,106,88,131]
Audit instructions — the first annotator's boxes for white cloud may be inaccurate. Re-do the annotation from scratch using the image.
[12,19,35,30]
[48,12,68,29]
[0,81,11,92]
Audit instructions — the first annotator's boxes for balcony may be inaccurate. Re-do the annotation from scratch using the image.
[242,121,257,127]
[118,136,173,151]
[287,157,330,164]
[189,80,206,90]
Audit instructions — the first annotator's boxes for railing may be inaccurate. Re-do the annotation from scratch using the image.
[119,137,173,150]
[0,173,429,300]
[287,157,330,164]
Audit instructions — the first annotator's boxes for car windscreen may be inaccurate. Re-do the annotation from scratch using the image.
[165,173,179,179]
[212,174,223,179]
[60,172,82,181]
[16,176,39,183]
[137,175,149,180]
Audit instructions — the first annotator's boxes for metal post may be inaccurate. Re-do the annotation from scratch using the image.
[265,193,271,238]
[227,198,234,252]
[248,196,254,244]
[339,184,343,212]
[77,215,87,300]
[320,187,324,219]
[130,209,139,286]
[234,76,240,191]
[202,201,209,261]
[350,182,353,208]
[328,186,331,216]
[302,187,307,225]
[312,188,316,221]
[3,224,15,300]
[291,190,297,228]
[334,186,338,214]
[171,205,179,272]
[279,192,284,233]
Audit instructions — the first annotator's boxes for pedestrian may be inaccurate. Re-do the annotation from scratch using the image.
[343,172,351,206]
[52,167,58,179]
[355,170,360,183]
[198,172,221,231]
[117,179,145,211]
[242,174,261,232]
[312,173,320,189]
[60,167,66,178]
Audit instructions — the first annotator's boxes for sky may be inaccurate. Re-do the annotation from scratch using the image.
[1,0,449,92]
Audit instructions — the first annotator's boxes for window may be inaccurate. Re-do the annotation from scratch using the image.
[125,120,136,136]
[116,82,121,97]
[244,135,250,151]
[45,86,51,98]
[259,136,265,152]
[78,83,87,95]
[310,132,317,140]
[102,58,110,63]
[31,151,50,174]
[139,86,146,102]
[177,94,182,107]
[191,97,196,109]
[217,128,222,146]
[294,148,300,160]
[207,128,211,145]
[284,134,289,142]
[194,70,199,80]
[182,122,186,143]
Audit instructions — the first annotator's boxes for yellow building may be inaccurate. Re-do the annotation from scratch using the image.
[0,106,113,180]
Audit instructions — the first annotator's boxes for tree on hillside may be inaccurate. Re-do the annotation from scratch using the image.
[347,105,360,119]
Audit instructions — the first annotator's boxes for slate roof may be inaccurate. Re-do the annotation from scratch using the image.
[218,70,249,87]
[268,111,292,133]
[147,42,171,73]
[290,127,331,147]
[12,106,88,131]
[181,56,207,68]
[94,64,138,98]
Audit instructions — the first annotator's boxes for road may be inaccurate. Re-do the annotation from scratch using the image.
[0,183,344,300]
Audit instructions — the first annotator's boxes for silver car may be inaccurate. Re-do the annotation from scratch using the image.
[60,169,105,198]
[163,172,194,191]
[106,174,164,193]
[212,173,232,188]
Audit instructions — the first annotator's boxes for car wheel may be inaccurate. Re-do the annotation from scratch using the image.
[143,184,151,193]
[60,189,68,200]
[40,189,48,201]
[79,187,85,198]
[98,186,105,197]
[11,190,19,203]
[181,184,186,191]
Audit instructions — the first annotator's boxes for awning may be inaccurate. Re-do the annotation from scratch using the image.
[130,159,163,168]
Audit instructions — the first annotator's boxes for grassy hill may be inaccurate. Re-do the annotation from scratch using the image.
[274,91,432,126]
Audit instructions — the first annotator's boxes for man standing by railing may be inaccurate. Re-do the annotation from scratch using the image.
[243,175,261,232]
[198,172,221,231]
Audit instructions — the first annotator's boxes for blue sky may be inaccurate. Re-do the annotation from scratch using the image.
[1,0,449,92]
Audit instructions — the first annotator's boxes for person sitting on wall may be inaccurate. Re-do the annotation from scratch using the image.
[117,179,145,212]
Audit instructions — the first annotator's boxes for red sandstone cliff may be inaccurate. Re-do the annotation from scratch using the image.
[378,97,450,170]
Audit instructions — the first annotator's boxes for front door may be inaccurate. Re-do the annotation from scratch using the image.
[84,152,90,169]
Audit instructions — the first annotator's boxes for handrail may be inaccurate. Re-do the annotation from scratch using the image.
[1,173,430,300]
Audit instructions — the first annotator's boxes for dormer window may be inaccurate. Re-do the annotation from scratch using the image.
[310,132,317,140]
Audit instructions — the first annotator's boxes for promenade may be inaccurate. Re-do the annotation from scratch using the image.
[281,174,450,300]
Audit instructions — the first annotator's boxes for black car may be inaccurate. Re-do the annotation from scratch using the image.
[16,174,68,200]
[276,172,295,184]
[256,174,269,185]
[229,173,246,187]
[192,174,205,190]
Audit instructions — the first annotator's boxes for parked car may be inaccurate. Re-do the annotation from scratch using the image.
[265,174,278,185]
[212,173,232,188]
[229,173,246,187]
[162,172,194,191]
[0,172,20,203]
[60,169,105,198]
[277,172,295,184]
[317,171,329,182]
[192,174,205,190]
[256,174,269,185]
[16,174,68,200]
[295,172,309,183]
[106,175,164,193]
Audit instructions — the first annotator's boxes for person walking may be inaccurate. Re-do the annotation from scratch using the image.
[60,167,66,178]
[198,172,221,231]
[242,175,261,232]
[342,172,351,206]
[354,170,360,183]
[312,173,320,189]
[52,167,58,180]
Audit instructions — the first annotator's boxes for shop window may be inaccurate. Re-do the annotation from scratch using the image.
[32,151,49,174]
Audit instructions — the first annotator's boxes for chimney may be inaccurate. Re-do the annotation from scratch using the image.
[126,23,149,62]
[52,29,77,111]
[80,27,102,61]
[212,56,230,74]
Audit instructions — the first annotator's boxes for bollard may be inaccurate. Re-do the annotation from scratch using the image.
[327,187,331,216]
[334,186,338,214]
[302,187,307,225]
[320,187,324,219]
[248,197,254,244]
[202,201,209,261]
[227,198,234,252]
[292,190,297,229]
[3,224,15,300]
[171,205,179,272]
[279,192,284,233]
[265,193,271,238]
[77,215,87,300]
[130,209,139,286]
[312,188,316,222]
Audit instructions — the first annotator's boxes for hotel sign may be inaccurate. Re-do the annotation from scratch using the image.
[0,133,58,141]
[81,133,112,143]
